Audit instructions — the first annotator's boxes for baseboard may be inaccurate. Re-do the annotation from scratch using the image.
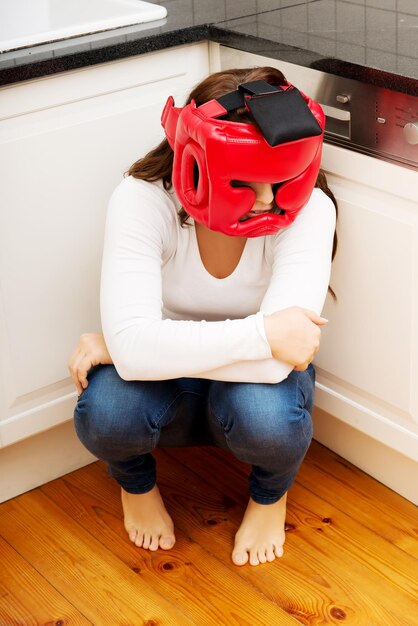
[1,411,417,505]
[0,420,96,503]
[312,407,418,505]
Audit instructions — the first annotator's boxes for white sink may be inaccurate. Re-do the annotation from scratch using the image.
[0,0,167,52]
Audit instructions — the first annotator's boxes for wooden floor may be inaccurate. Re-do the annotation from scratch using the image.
[0,441,417,626]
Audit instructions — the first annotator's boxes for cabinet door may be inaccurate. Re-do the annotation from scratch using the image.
[316,144,418,461]
[0,42,209,447]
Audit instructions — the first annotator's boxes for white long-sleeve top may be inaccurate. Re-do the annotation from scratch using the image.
[100,176,336,383]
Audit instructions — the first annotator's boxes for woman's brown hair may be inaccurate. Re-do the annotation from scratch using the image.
[127,66,338,296]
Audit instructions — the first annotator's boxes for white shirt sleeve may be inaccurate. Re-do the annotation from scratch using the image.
[100,177,272,381]
[194,188,337,383]
[261,189,336,316]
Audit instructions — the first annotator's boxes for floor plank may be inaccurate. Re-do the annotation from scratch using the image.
[40,470,298,626]
[0,536,92,626]
[299,443,418,556]
[1,441,417,626]
[0,492,194,626]
[173,441,418,556]
[161,446,418,625]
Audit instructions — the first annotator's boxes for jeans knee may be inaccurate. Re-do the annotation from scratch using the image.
[283,408,313,458]
[241,403,312,458]
[74,388,112,450]
[209,377,313,460]
[73,365,154,456]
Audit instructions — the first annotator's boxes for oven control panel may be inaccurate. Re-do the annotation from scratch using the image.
[403,121,418,145]
[374,90,418,164]
[316,78,418,170]
[218,48,417,170]
[283,65,418,170]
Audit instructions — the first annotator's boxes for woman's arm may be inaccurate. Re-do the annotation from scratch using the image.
[68,304,326,390]
[261,189,336,317]
[100,177,272,381]
[181,307,327,383]
[70,185,335,388]
[191,188,336,382]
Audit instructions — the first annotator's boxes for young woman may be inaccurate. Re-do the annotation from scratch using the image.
[68,66,337,567]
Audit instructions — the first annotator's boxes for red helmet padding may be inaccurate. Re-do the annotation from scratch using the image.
[161,86,325,237]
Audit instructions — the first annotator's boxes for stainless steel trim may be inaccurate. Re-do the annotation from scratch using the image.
[280,65,418,170]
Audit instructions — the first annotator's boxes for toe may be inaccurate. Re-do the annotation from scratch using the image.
[249,549,260,567]
[232,548,249,566]
[266,546,276,562]
[134,532,144,548]
[142,532,151,550]
[160,535,175,550]
[274,543,284,558]
[149,534,160,551]
[257,548,267,564]
[128,529,137,543]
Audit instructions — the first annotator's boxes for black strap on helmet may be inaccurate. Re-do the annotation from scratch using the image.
[216,80,322,147]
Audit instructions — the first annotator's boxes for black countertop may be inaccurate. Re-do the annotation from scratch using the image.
[1,0,417,95]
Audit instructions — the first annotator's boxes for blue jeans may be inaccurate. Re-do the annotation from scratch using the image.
[74,365,315,504]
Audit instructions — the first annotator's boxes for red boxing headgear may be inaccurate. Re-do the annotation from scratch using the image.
[161,80,325,237]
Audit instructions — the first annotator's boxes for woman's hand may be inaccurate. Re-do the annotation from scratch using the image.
[68,332,113,395]
[263,307,328,371]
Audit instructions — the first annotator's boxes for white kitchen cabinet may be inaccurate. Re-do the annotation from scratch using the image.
[218,45,418,503]
[314,146,418,503]
[1,39,417,504]
[0,42,209,500]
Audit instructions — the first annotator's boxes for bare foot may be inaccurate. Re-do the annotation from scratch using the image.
[121,485,176,551]
[232,492,287,566]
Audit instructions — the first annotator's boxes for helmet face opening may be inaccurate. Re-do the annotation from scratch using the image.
[161,80,325,237]
[230,181,286,222]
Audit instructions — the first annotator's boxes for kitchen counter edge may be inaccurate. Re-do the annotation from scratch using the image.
[0,23,416,97]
